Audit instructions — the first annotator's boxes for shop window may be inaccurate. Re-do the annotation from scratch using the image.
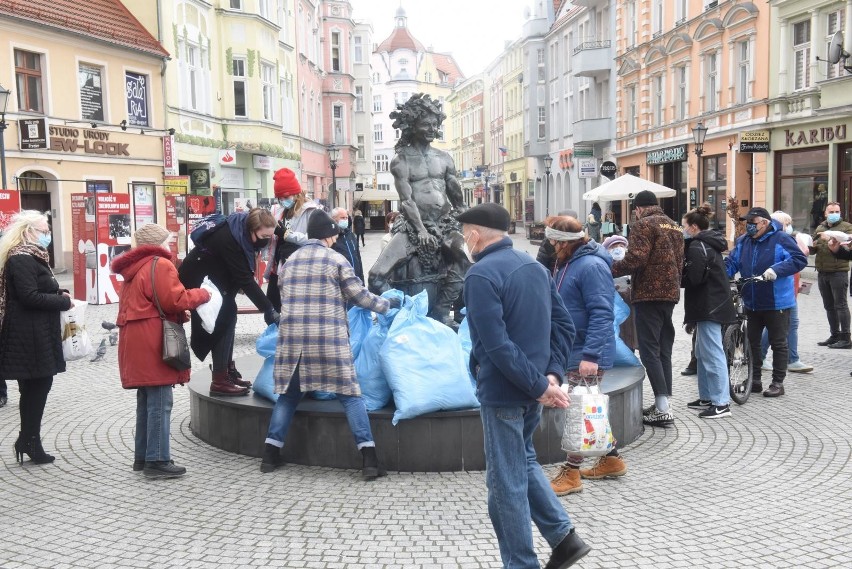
[703,155,727,229]
[15,49,44,113]
[775,148,829,232]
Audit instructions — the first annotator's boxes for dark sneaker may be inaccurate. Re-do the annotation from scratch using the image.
[680,367,697,376]
[818,335,838,346]
[699,405,731,419]
[132,460,145,472]
[642,404,657,417]
[763,382,785,398]
[687,399,711,409]
[143,461,186,479]
[544,530,592,569]
[643,408,674,427]
[828,339,852,349]
[750,382,764,394]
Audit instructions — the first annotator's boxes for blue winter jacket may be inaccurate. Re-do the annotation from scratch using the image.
[725,220,808,311]
[554,241,616,371]
[464,237,576,407]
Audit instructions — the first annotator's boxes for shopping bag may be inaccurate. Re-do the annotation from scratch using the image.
[354,289,403,411]
[60,300,93,361]
[197,277,223,334]
[613,293,641,366]
[560,385,615,457]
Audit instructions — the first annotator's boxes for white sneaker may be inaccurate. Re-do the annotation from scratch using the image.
[761,361,772,372]
[787,361,813,373]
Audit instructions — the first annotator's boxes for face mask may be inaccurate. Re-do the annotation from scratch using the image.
[785,225,794,235]
[609,247,626,261]
[279,198,295,208]
[37,233,52,249]
[254,236,271,249]
[827,213,842,224]
[338,220,349,230]
[463,233,477,263]
[746,223,759,237]
[682,229,692,239]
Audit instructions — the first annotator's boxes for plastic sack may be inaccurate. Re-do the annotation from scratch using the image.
[354,289,403,411]
[253,324,279,403]
[197,277,223,334]
[613,293,641,366]
[560,385,615,457]
[348,304,374,361]
[381,290,479,425]
[456,309,476,388]
[60,300,93,361]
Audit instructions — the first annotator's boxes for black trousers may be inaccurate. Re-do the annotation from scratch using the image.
[746,309,791,384]
[17,376,54,439]
[634,302,676,397]
[817,271,850,335]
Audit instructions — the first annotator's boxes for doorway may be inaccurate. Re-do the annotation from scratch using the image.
[838,144,852,221]
[21,192,54,267]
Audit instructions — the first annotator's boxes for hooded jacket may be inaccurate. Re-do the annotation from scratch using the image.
[725,220,808,311]
[682,230,736,325]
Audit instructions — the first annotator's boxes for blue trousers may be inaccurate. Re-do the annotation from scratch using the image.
[694,321,730,406]
[135,386,174,462]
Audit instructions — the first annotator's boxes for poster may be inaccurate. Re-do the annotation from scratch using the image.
[126,72,149,127]
[165,195,186,260]
[71,194,94,302]
[0,190,21,233]
[164,175,189,195]
[186,195,217,252]
[78,63,104,122]
[132,183,156,228]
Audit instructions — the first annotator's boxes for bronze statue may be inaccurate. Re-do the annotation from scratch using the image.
[368,94,469,326]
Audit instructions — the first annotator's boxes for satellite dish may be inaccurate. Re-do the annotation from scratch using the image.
[828,31,849,65]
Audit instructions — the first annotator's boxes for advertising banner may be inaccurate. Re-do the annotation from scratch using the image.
[163,135,177,176]
[164,175,189,194]
[71,194,95,302]
[126,72,149,127]
[0,190,21,233]
[165,195,186,261]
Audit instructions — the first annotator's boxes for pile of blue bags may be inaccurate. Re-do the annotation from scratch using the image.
[613,293,642,367]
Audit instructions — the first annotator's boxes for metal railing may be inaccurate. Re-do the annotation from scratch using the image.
[573,39,612,56]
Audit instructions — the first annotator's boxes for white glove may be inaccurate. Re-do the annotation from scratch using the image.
[762,268,777,281]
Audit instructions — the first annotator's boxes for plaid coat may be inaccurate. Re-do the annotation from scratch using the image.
[274,241,390,396]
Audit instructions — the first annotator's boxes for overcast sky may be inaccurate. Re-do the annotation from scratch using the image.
[350,0,529,78]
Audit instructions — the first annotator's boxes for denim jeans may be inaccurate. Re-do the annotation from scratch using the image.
[761,302,800,363]
[135,385,174,462]
[634,301,676,397]
[694,321,730,406]
[480,404,574,568]
[265,368,374,449]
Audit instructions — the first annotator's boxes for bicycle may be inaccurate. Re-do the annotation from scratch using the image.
[722,276,763,404]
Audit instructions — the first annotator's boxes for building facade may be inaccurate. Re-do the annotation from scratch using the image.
[447,74,486,206]
[351,20,376,217]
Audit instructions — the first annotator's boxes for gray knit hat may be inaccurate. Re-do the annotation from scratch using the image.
[134,224,170,246]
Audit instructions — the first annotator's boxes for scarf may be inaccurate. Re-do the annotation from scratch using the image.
[226,212,258,272]
[0,244,52,332]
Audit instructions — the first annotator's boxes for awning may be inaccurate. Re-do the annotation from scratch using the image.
[355,188,399,202]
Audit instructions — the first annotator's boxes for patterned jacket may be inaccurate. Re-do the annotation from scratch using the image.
[612,206,684,303]
[274,241,390,396]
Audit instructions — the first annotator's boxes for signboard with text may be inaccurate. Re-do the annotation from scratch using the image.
[578,158,598,179]
[18,118,48,150]
[163,135,178,176]
[0,190,21,232]
[646,144,687,165]
[164,175,190,194]
[739,130,770,153]
[79,63,104,122]
[125,72,149,127]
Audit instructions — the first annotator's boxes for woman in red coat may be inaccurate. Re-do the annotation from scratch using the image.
[111,224,211,479]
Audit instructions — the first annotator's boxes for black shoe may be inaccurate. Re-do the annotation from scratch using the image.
[361,446,381,480]
[143,461,186,478]
[686,399,711,409]
[763,382,785,398]
[699,404,731,419]
[828,339,852,349]
[818,335,839,346]
[680,367,697,376]
[132,460,145,472]
[14,435,55,465]
[544,530,592,569]
[260,443,285,473]
[0,395,7,407]
[750,382,764,394]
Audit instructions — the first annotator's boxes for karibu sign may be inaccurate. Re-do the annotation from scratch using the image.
[784,125,847,147]
[18,118,48,150]
[49,126,130,156]
[647,145,687,165]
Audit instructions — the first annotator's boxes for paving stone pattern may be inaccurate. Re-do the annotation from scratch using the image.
[1,231,851,568]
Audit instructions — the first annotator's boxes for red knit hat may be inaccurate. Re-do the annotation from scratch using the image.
[273,168,302,198]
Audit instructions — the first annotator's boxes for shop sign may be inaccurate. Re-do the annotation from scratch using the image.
[578,158,598,179]
[164,175,189,195]
[48,126,130,156]
[646,144,687,165]
[78,63,104,122]
[125,72,149,127]
[163,135,178,176]
[784,125,847,147]
[219,149,237,165]
[739,130,770,153]
[253,155,272,170]
[18,118,48,150]
[574,146,594,158]
[739,142,770,153]
[600,161,617,180]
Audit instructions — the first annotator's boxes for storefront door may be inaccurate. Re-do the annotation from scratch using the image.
[21,192,54,267]
[838,144,852,221]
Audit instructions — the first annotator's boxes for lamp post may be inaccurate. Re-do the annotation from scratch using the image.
[328,145,340,210]
[0,84,11,189]
[692,121,708,216]
[543,155,553,217]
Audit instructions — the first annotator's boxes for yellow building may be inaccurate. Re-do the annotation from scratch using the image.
[0,1,170,270]
[501,39,529,223]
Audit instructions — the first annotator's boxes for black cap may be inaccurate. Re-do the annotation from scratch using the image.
[307,210,339,239]
[739,207,771,221]
[633,190,658,207]
[456,203,511,231]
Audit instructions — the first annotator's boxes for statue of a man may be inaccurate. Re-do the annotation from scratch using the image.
[368,93,468,326]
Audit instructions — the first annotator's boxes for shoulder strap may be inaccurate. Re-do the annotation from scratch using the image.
[150,257,166,321]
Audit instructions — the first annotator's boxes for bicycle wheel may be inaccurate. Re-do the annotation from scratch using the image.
[724,322,753,405]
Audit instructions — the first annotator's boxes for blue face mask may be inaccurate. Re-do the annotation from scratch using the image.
[827,213,842,224]
[338,220,349,230]
[682,229,692,239]
[746,223,759,237]
[37,233,52,249]
[279,198,295,209]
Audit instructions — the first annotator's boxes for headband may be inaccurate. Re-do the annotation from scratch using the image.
[545,226,585,241]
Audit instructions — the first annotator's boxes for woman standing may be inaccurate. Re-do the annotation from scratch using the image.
[545,216,627,495]
[681,204,737,418]
[0,211,71,464]
[179,208,279,396]
[353,210,366,247]
[112,224,211,478]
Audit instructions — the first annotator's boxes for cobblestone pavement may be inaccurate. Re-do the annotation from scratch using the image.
[2,231,851,568]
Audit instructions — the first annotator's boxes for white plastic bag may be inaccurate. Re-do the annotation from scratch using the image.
[60,300,93,361]
[197,277,222,334]
[560,385,615,457]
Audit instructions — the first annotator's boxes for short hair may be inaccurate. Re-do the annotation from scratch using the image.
[826,201,841,210]
[330,207,348,219]
[770,211,792,227]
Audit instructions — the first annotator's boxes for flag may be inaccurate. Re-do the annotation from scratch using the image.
[498,147,508,157]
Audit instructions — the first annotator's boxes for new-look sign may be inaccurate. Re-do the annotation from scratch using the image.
[646,145,687,165]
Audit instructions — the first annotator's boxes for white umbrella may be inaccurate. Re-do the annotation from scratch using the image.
[581,174,676,202]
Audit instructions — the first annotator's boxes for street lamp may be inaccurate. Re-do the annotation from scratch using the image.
[543,155,553,217]
[692,121,708,214]
[0,84,12,189]
[328,145,340,210]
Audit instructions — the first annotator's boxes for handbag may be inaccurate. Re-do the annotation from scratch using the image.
[151,257,192,371]
[560,380,615,457]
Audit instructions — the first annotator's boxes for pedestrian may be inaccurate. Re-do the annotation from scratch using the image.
[585,202,602,243]
[0,211,71,464]
[459,203,590,569]
[810,202,852,349]
[760,211,814,373]
[602,234,638,352]
[265,168,322,312]
[111,224,212,478]
[681,204,737,418]
[353,209,366,247]
[612,190,684,427]
[330,207,365,283]
[179,208,280,397]
[380,211,399,251]
[535,208,578,273]
[544,216,627,497]
[825,234,852,376]
[725,207,808,397]
[260,210,401,478]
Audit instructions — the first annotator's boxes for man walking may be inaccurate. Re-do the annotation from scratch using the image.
[330,207,365,283]
[811,202,852,349]
[612,190,684,427]
[725,207,807,397]
[459,202,590,569]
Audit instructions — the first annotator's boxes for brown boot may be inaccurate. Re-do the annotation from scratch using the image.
[579,455,627,479]
[228,361,252,388]
[209,370,249,396]
[550,464,583,496]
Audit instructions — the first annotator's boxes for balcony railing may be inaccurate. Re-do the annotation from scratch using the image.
[573,39,612,56]
[573,40,613,78]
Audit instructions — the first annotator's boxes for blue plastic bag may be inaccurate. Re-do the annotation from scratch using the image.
[613,293,641,367]
[381,291,479,425]
[354,289,404,411]
[348,304,374,361]
[457,309,476,388]
[253,324,280,403]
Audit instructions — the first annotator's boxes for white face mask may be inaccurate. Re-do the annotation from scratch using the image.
[463,233,477,263]
[609,247,626,261]
[785,225,794,235]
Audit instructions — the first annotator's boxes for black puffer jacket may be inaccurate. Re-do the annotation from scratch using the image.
[0,254,72,380]
[682,230,736,325]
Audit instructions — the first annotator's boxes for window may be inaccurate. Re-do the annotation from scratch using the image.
[373,95,382,112]
[355,86,364,112]
[86,180,112,193]
[372,72,380,84]
[827,10,846,79]
[395,128,401,140]
[233,58,247,117]
[625,1,637,47]
[261,63,275,121]
[78,63,104,121]
[229,0,241,9]
[378,184,391,192]
[373,123,383,142]
[357,134,365,159]
[375,154,389,172]
[354,36,363,63]
[182,41,209,113]
[737,41,750,104]
[425,72,432,83]
[703,155,728,230]
[333,104,344,143]
[675,0,688,24]
[653,75,664,126]
[706,52,718,112]
[794,21,811,90]
[653,0,663,35]
[331,31,341,72]
[259,0,271,19]
[14,49,43,113]
[627,85,636,134]
[537,48,545,82]
[577,79,588,121]
[537,106,546,140]
[677,66,687,120]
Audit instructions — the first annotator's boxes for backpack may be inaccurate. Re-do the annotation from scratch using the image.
[189,213,226,247]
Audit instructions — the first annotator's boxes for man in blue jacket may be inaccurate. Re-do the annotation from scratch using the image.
[459,203,590,569]
[725,207,808,397]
